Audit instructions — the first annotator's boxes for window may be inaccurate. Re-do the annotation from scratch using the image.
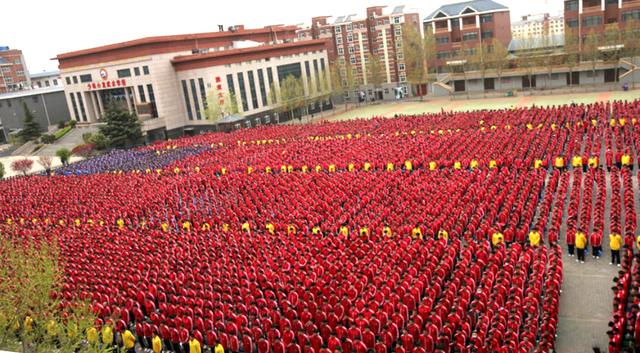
[348,46,355,54]
[80,74,92,83]
[313,60,320,91]
[394,17,401,24]
[436,36,449,44]
[350,56,357,64]
[53,79,58,86]
[4,77,12,83]
[346,24,352,32]
[247,71,259,109]
[147,84,156,103]
[134,67,140,76]
[72,76,78,84]
[142,66,150,75]
[1,67,9,73]
[16,70,24,76]
[338,47,344,55]
[45,80,50,87]
[138,85,146,103]
[395,29,402,36]
[480,14,493,23]
[567,19,579,28]
[266,68,274,91]
[257,69,268,107]
[451,19,460,28]
[481,31,493,39]
[336,37,343,45]
[76,92,87,121]
[583,16,602,27]
[623,10,640,22]
[190,79,202,120]
[14,58,20,64]
[463,32,478,41]
[237,73,249,112]
[37,81,42,88]
[226,74,235,97]
[117,69,131,78]
[399,63,405,71]
[181,80,193,120]
[198,78,208,111]
[566,0,578,11]
[606,0,617,4]
[69,93,79,121]
[320,58,326,72]
[347,34,353,42]
[65,77,71,85]
[436,51,449,60]
[335,26,342,33]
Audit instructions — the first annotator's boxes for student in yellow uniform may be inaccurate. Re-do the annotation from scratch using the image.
[247,166,254,174]
[621,154,632,168]
[491,231,504,249]
[610,233,622,266]
[489,160,497,169]
[411,226,423,240]
[404,160,413,171]
[359,227,369,238]
[437,229,449,242]
[386,162,394,171]
[215,343,225,353]
[572,156,583,170]
[534,159,543,169]
[221,167,227,175]
[383,225,393,237]
[87,327,98,346]
[201,223,211,231]
[265,166,272,174]
[470,160,479,169]
[102,324,114,349]
[241,221,251,234]
[339,226,349,237]
[363,162,372,171]
[287,225,297,236]
[266,223,275,235]
[575,229,587,263]
[123,329,136,353]
[348,163,356,172]
[429,161,438,170]
[312,226,322,236]
[453,162,462,170]
[152,334,163,353]
[554,157,565,170]
[636,235,640,252]
[588,156,599,169]
[189,337,202,353]
[182,221,191,231]
[529,229,541,247]
[46,320,58,340]
[222,223,230,233]
[328,165,336,172]
[315,165,322,173]
[301,166,308,173]
[280,165,287,173]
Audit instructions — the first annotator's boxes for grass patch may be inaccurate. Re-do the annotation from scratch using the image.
[54,126,72,140]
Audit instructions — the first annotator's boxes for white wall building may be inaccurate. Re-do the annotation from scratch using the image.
[511,13,564,40]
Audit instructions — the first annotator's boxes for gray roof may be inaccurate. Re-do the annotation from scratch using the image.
[30,70,60,79]
[391,5,406,14]
[508,33,565,52]
[0,86,64,100]
[424,0,508,21]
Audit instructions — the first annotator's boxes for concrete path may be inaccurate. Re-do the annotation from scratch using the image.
[35,125,98,157]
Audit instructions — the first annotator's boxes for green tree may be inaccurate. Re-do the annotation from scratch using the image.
[329,63,346,110]
[424,26,437,76]
[565,28,580,86]
[0,162,4,179]
[205,91,240,122]
[271,76,305,120]
[489,38,509,91]
[19,103,42,142]
[0,237,104,353]
[56,148,71,167]
[310,69,332,115]
[403,25,427,98]
[583,29,601,86]
[99,106,143,149]
[366,53,386,101]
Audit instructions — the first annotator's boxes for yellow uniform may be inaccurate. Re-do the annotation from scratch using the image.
[534,160,543,169]
[404,161,413,171]
[610,234,622,251]
[222,223,230,233]
[287,225,297,235]
[315,165,322,173]
[622,154,632,167]
[383,226,393,237]
[312,226,321,235]
[301,166,308,173]
[247,166,254,174]
[242,222,251,233]
[489,160,497,169]
[215,344,225,353]
[189,338,202,353]
[182,221,191,231]
[636,236,640,251]
[328,164,336,172]
[359,227,369,237]
[429,161,437,171]
[529,231,541,247]
[364,162,372,171]
[438,229,449,241]
[339,226,349,237]
[265,166,272,174]
[588,157,598,168]
[24,316,33,332]
[492,232,504,247]
[153,335,163,353]
[201,223,211,231]
[575,232,587,249]
[454,162,462,170]
[102,326,113,345]
[411,227,423,240]
[266,223,275,235]
[470,160,479,169]
[554,157,565,169]
[348,163,355,172]
[571,156,583,168]
[386,163,394,172]
[87,327,98,345]
[123,329,136,350]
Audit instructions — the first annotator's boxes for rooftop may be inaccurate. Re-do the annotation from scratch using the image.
[424,0,509,21]
[29,70,60,79]
[0,86,64,100]
[508,33,565,52]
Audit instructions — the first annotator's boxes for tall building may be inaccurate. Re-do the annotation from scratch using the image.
[564,0,640,40]
[512,13,565,40]
[55,26,329,140]
[423,0,512,71]
[298,6,421,100]
[0,47,30,93]
[29,71,63,90]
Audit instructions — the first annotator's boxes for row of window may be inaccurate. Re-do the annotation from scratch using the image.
[65,66,150,85]
[583,15,603,27]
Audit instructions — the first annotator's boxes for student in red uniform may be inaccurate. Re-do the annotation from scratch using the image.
[590,231,602,259]
[566,230,576,257]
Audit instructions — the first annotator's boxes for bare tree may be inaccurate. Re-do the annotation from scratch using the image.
[37,156,53,175]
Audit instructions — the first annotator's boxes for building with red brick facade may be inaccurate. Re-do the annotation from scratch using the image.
[423,0,512,71]
[298,6,421,100]
[564,0,640,42]
[0,47,30,93]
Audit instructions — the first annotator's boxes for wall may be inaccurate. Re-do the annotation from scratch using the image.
[0,91,70,137]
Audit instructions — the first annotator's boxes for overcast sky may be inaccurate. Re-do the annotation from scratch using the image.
[5,0,562,73]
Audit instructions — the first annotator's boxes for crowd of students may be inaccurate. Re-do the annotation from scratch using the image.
[1,99,640,353]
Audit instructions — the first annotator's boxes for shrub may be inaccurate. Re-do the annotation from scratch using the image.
[54,126,72,140]
[0,162,4,179]
[71,144,95,158]
[82,132,94,144]
[88,132,109,150]
[41,134,56,144]
[57,121,66,129]
[67,120,77,128]
[32,144,44,153]
[56,148,71,166]
[11,159,34,176]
